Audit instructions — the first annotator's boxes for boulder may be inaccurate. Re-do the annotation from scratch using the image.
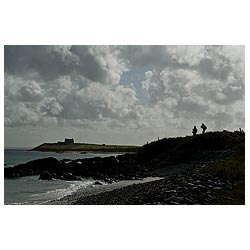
[39,171,54,180]
[93,181,103,185]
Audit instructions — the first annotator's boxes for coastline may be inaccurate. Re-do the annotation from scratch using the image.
[31,142,140,153]
[5,131,245,205]
[32,150,134,154]
[45,177,162,205]
[43,161,208,205]
[31,150,137,154]
[47,161,242,205]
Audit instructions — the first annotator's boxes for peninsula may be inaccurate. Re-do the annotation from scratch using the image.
[31,138,140,153]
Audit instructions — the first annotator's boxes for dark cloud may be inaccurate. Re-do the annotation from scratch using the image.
[4,45,128,84]
[5,46,78,80]
[70,46,108,83]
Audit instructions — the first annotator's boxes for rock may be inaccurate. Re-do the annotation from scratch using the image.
[5,157,60,178]
[93,181,103,185]
[59,172,81,181]
[39,171,54,180]
[169,201,180,205]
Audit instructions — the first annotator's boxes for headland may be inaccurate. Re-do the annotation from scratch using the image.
[31,138,140,153]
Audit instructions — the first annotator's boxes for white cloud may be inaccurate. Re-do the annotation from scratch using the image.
[4,45,245,145]
[69,45,129,85]
[165,45,206,66]
[138,46,244,132]
[41,97,64,116]
[17,81,43,102]
[4,103,40,126]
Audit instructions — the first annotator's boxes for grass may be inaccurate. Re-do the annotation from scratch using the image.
[137,130,245,163]
[206,151,244,180]
[206,150,245,204]
[178,130,245,151]
[33,143,140,152]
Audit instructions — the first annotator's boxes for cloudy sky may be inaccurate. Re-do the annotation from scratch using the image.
[4,45,245,147]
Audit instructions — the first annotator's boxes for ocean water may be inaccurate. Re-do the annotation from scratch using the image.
[4,148,121,205]
[4,148,120,167]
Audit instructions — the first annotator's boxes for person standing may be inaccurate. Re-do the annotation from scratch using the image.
[201,123,207,134]
[192,126,198,136]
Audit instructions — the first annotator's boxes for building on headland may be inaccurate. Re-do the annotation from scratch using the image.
[64,138,74,144]
[57,138,74,144]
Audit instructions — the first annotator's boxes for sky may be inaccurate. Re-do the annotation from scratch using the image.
[4,45,245,147]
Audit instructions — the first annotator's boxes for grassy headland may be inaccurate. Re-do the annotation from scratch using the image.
[31,142,140,153]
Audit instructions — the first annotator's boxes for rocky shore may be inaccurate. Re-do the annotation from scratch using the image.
[45,177,162,205]
[5,131,245,205]
[4,153,144,182]
[71,163,234,205]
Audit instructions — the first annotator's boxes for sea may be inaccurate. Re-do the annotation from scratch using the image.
[4,148,121,205]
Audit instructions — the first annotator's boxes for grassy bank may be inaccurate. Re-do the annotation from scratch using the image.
[205,150,245,204]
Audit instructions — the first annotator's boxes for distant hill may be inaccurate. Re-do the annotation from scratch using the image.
[31,142,140,153]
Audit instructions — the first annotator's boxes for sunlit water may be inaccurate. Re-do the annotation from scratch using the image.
[4,148,121,204]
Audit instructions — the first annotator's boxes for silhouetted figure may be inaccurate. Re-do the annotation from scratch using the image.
[192,126,198,136]
[239,128,245,134]
[201,123,207,134]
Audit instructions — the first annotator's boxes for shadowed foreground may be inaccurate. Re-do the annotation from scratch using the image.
[53,149,244,205]
[5,131,245,205]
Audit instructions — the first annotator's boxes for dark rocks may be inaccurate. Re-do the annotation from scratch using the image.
[39,171,81,181]
[72,162,236,205]
[39,171,54,180]
[5,157,60,178]
[4,153,143,182]
[93,181,103,185]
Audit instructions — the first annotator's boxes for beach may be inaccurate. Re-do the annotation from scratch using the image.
[4,149,122,204]
[4,131,245,205]
[46,158,239,205]
[46,177,162,205]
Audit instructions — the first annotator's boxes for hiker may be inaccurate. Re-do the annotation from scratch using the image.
[192,126,198,136]
[201,123,207,134]
[239,128,245,134]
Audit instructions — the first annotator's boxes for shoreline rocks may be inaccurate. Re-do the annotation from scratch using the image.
[71,163,236,205]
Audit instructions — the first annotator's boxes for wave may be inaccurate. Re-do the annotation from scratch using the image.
[4,163,15,168]
[5,201,31,205]
[29,179,95,204]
